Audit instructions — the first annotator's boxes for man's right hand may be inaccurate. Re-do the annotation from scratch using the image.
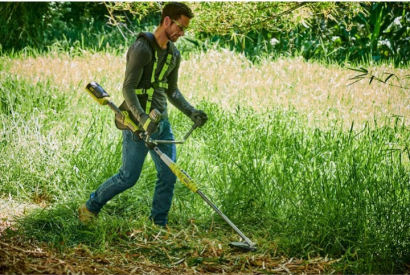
[139,113,158,135]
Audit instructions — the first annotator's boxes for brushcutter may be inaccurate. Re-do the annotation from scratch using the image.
[85,81,257,252]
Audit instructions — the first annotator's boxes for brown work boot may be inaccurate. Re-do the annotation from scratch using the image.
[78,203,97,224]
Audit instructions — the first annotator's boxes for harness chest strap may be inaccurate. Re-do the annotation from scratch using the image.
[135,50,173,114]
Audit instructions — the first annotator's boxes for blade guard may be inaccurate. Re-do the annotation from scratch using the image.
[229,242,257,252]
[86,81,110,105]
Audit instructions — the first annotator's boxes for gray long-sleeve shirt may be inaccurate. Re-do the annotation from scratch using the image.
[121,33,195,122]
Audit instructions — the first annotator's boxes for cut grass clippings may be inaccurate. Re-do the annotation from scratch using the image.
[0,239,341,274]
[1,221,341,274]
[0,197,341,274]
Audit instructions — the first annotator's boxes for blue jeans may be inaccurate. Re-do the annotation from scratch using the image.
[86,119,177,226]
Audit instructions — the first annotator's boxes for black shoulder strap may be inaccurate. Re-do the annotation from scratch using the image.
[137,31,174,56]
[137,32,156,49]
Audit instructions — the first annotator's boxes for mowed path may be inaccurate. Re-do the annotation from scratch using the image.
[0,198,338,274]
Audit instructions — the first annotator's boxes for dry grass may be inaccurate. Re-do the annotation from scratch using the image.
[3,50,410,130]
[0,196,39,235]
[180,50,410,129]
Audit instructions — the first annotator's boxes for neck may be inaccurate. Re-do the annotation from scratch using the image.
[154,28,168,49]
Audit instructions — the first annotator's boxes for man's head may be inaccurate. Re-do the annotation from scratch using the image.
[160,2,194,42]
[160,2,194,25]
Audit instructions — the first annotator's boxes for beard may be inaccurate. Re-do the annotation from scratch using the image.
[165,29,180,43]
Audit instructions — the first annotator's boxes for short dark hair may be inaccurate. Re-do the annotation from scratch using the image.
[160,2,194,25]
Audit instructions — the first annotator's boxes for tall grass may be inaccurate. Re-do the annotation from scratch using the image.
[5,47,409,130]
[1,49,410,273]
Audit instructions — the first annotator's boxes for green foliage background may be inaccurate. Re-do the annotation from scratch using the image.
[1,2,410,65]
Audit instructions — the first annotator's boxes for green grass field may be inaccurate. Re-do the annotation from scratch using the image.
[1,48,410,273]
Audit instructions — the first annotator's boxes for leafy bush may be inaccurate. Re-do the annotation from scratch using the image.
[1,2,409,65]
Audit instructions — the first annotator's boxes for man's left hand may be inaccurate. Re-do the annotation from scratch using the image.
[190,110,208,127]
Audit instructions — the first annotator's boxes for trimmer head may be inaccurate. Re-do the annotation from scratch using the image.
[229,242,257,252]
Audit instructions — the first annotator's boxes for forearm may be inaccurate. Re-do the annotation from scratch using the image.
[123,87,145,121]
[166,54,195,116]
[167,88,195,116]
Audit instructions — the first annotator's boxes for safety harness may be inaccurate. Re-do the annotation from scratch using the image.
[115,32,173,132]
[135,32,174,114]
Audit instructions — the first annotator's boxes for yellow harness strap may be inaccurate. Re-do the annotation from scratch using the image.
[135,50,173,114]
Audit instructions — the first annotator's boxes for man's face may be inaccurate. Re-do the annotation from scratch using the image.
[165,15,190,42]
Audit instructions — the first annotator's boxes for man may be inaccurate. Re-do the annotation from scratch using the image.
[79,2,207,226]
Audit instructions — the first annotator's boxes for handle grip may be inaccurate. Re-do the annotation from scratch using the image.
[149,109,161,124]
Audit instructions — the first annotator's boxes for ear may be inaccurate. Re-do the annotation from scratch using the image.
[164,16,172,27]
